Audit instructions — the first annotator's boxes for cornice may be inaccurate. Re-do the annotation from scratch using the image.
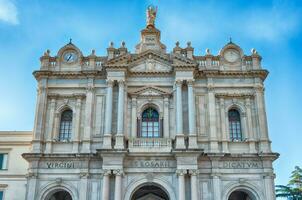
[22,153,96,160]
[197,69,268,80]
[215,93,254,98]
[33,70,105,80]
[47,93,86,99]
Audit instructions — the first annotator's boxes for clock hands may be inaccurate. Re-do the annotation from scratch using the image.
[67,54,72,61]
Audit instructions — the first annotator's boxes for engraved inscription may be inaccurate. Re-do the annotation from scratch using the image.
[46,161,75,169]
[127,159,175,168]
[222,161,262,169]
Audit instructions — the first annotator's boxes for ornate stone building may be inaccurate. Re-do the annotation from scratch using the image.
[22,6,278,200]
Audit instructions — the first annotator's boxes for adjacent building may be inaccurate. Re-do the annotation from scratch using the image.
[20,6,278,200]
[0,131,32,200]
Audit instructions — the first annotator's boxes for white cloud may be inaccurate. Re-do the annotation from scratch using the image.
[158,1,301,45]
[0,0,18,25]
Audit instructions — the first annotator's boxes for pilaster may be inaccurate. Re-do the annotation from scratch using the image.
[187,79,198,149]
[163,96,170,138]
[45,98,56,153]
[115,80,125,149]
[175,80,185,149]
[208,83,219,152]
[72,97,83,153]
[82,80,94,153]
[176,169,187,200]
[103,79,114,149]
[219,98,229,153]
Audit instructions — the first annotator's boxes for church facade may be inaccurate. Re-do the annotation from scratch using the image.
[22,6,278,200]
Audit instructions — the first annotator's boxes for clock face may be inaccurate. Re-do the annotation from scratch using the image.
[224,49,240,63]
[63,51,78,63]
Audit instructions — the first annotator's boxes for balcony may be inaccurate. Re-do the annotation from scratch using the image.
[128,138,172,153]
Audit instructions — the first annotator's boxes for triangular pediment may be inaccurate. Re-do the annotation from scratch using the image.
[128,86,171,97]
[104,50,197,72]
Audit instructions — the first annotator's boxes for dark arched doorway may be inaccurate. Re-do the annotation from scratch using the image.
[46,190,72,200]
[228,190,255,200]
[132,184,169,200]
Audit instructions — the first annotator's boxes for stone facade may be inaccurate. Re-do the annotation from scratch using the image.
[22,7,278,200]
[0,131,32,200]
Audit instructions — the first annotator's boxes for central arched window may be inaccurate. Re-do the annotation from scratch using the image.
[228,109,242,141]
[140,107,160,138]
[59,109,73,141]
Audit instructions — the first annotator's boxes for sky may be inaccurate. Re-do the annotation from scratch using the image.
[0,0,301,187]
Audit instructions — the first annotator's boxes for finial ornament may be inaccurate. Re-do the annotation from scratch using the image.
[229,37,233,43]
[69,38,72,44]
[146,5,157,27]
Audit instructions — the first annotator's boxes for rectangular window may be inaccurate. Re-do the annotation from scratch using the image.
[0,154,8,170]
[0,191,3,200]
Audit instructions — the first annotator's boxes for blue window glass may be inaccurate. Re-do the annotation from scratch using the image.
[140,108,160,138]
[0,191,3,200]
[59,110,73,141]
[228,109,242,141]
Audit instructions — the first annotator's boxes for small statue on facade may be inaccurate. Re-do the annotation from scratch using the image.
[146,5,157,27]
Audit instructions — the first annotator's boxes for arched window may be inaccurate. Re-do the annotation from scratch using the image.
[228,109,242,141]
[140,107,161,138]
[59,109,73,141]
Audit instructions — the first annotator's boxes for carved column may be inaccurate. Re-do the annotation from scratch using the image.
[102,170,111,200]
[212,174,221,200]
[45,98,56,153]
[131,96,137,137]
[175,80,185,149]
[79,173,89,200]
[163,96,170,138]
[25,173,38,200]
[72,97,82,153]
[189,170,199,200]
[255,87,271,152]
[176,169,186,200]
[32,80,47,153]
[264,174,276,200]
[219,98,229,153]
[245,97,256,153]
[82,81,94,153]
[208,83,219,152]
[103,79,114,149]
[113,170,123,200]
[115,80,125,149]
[53,112,60,140]
[188,80,198,149]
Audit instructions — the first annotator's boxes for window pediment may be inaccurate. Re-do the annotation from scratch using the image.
[128,86,171,97]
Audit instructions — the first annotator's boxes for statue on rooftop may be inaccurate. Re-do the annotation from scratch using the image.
[146,5,157,28]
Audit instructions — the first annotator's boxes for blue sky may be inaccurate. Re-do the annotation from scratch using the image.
[0,0,301,186]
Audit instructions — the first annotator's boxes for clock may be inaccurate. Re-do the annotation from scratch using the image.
[63,51,78,63]
[224,49,240,63]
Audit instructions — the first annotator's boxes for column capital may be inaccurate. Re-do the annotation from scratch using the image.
[106,79,114,86]
[131,98,137,106]
[188,169,199,176]
[175,79,183,86]
[187,79,195,86]
[219,97,224,105]
[245,98,251,106]
[176,169,187,176]
[118,79,125,86]
[103,169,112,176]
[86,85,95,92]
[113,169,124,176]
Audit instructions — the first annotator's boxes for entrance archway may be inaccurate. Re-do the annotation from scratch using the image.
[46,189,72,200]
[228,190,256,200]
[131,184,169,200]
